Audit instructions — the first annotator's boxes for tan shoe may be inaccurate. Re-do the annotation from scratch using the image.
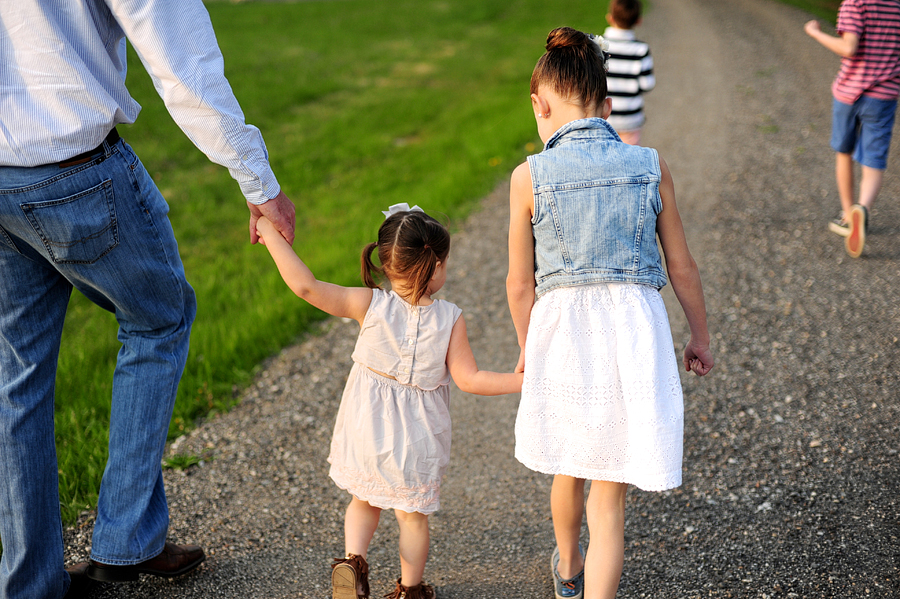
[331,553,370,599]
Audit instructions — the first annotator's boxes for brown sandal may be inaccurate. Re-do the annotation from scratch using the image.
[383,578,435,599]
[331,554,370,599]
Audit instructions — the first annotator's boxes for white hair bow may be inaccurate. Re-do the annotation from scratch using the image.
[382,203,424,219]
[587,33,610,54]
[587,33,610,71]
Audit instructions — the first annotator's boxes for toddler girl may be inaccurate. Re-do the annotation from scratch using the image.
[506,27,714,599]
[256,205,522,599]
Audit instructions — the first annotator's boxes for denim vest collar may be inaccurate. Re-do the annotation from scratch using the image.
[543,117,621,151]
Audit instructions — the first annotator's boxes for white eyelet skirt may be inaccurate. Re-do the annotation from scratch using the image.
[515,283,684,491]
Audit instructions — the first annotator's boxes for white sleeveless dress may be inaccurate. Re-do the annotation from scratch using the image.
[328,289,461,514]
[514,282,684,491]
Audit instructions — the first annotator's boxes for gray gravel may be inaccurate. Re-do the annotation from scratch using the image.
[64,0,899,597]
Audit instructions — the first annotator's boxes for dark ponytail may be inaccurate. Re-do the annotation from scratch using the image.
[360,241,382,290]
[362,210,450,304]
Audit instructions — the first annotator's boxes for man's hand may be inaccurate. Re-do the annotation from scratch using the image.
[248,190,296,245]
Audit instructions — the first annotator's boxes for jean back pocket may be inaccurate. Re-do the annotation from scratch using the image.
[21,179,118,264]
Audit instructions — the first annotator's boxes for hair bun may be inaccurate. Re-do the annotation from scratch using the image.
[545,26,589,51]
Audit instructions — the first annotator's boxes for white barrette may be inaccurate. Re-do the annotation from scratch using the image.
[587,33,611,71]
[587,33,610,54]
[382,203,424,219]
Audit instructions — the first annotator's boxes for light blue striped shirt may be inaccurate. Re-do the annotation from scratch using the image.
[0,0,280,205]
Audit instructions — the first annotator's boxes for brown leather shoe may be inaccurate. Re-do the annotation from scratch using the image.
[383,578,435,599]
[64,562,93,598]
[86,541,205,582]
[331,553,369,599]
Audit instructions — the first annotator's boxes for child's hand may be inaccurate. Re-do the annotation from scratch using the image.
[804,20,821,37]
[683,341,714,376]
[255,216,276,245]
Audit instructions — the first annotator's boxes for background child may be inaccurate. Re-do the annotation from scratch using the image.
[603,0,655,145]
[804,0,900,257]
[256,205,521,599]
[506,27,713,599]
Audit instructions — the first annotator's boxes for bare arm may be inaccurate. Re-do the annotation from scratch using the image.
[655,158,714,376]
[256,216,371,323]
[505,162,537,373]
[446,315,523,395]
[804,20,859,57]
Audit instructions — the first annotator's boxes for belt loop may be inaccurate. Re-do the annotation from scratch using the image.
[102,127,121,156]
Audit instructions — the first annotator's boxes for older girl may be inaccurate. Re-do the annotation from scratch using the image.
[506,27,714,599]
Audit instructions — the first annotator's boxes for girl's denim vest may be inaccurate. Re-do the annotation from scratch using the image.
[528,118,667,299]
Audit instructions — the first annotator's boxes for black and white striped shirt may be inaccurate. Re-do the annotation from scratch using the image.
[0,0,279,205]
[603,27,655,133]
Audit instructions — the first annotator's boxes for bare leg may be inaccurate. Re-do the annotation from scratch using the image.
[858,166,884,210]
[836,152,855,217]
[345,496,381,557]
[551,475,586,579]
[584,481,628,599]
[394,510,430,586]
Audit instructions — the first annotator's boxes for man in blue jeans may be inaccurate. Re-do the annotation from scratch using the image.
[0,1,296,598]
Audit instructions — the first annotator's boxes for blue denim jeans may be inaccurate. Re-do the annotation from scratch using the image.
[0,138,196,599]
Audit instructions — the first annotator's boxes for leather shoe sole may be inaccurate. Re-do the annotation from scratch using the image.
[86,541,205,582]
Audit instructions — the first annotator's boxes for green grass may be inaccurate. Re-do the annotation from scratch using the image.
[52,0,610,524]
[51,0,840,525]
[162,453,211,471]
[779,0,841,22]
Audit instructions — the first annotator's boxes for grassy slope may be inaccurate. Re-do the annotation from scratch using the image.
[780,0,842,22]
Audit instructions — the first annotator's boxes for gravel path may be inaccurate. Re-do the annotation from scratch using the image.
[65,0,899,597]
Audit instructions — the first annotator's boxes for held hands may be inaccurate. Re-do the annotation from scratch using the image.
[514,348,526,374]
[255,215,279,245]
[248,190,296,245]
[683,340,714,376]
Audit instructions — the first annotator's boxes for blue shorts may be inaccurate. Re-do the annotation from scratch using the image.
[831,95,898,170]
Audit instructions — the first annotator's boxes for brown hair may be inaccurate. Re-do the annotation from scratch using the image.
[610,0,643,30]
[530,27,608,111]
[361,210,450,305]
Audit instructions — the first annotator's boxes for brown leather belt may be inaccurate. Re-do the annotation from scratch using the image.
[58,128,121,168]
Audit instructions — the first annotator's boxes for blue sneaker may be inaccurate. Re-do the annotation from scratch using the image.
[551,545,584,599]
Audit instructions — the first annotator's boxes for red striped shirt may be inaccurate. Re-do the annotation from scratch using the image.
[833,0,900,103]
